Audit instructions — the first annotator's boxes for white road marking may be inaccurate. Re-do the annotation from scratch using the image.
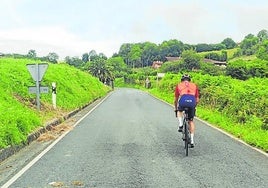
[147,92,268,158]
[1,94,111,188]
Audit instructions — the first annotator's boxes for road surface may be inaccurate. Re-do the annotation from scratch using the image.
[1,88,268,188]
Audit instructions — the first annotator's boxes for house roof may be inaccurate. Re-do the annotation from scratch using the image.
[203,58,227,65]
[165,56,181,61]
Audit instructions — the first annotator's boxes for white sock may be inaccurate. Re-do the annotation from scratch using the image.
[178,117,183,127]
[190,133,194,144]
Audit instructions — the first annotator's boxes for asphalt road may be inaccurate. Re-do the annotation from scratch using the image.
[1,88,268,188]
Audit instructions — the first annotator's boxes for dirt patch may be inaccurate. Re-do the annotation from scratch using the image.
[37,124,73,142]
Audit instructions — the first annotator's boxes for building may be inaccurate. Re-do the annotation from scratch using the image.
[152,61,163,69]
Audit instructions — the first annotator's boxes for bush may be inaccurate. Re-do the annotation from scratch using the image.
[226,59,268,80]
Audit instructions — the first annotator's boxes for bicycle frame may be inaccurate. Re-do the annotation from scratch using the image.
[175,108,191,156]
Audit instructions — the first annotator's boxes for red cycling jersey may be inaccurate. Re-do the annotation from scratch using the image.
[174,81,199,100]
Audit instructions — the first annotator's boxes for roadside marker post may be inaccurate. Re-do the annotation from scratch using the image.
[27,63,49,111]
[52,82,57,109]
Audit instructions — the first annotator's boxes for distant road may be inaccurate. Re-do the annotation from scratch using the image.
[2,88,268,188]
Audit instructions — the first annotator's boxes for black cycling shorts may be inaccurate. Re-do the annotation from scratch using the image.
[177,106,196,121]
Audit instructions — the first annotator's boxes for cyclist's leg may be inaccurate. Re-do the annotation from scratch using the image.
[188,107,196,146]
[177,106,184,132]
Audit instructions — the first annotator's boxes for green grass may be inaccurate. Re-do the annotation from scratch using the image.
[198,48,239,59]
[0,57,111,148]
[228,55,257,62]
[115,73,268,153]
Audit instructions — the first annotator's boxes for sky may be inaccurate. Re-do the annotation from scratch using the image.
[0,0,268,59]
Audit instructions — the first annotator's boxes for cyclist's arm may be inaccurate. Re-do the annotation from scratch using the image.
[195,85,200,104]
[174,85,180,110]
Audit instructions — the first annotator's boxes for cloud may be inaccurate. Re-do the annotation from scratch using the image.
[0,25,120,59]
[1,0,268,59]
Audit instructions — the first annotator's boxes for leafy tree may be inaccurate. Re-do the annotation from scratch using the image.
[98,53,107,60]
[211,43,226,51]
[129,44,142,68]
[226,59,268,80]
[118,43,132,67]
[240,34,259,55]
[107,56,128,77]
[46,52,59,63]
[257,39,268,60]
[159,39,184,57]
[65,56,83,67]
[89,50,97,57]
[27,49,37,59]
[88,57,113,83]
[195,43,213,52]
[200,62,225,76]
[221,38,237,49]
[82,53,89,63]
[205,51,227,61]
[257,29,268,42]
[181,49,201,70]
[159,61,183,73]
[141,42,159,67]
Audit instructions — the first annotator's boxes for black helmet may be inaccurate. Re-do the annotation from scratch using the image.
[181,74,191,81]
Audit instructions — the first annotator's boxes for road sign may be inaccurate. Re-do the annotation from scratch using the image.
[157,73,165,78]
[28,86,49,94]
[26,63,49,111]
[27,63,48,81]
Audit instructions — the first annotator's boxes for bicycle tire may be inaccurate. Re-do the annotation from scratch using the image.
[184,121,189,156]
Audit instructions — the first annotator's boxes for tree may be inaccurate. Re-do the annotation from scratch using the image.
[89,50,97,57]
[82,53,89,63]
[159,39,184,57]
[47,52,59,63]
[98,53,107,60]
[106,56,128,77]
[141,42,159,67]
[181,49,201,70]
[65,56,83,67]
[118,43,133,67]
[129,44,142,68]
[257,29,268,42]
[240,34,259,55]
[256,39,268,60]
[27,49,36,59]
[221,38,237,49]
[88,57,113,83]
[88,50,97,62]
[195,43,213,52]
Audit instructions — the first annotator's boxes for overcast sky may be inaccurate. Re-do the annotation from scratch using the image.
[0,0,268,59]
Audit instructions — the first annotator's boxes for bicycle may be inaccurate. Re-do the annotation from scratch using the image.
[175,108,191,156]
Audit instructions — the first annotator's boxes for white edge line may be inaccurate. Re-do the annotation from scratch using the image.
[146,91,268,158]
[2,94,111,188]
[195,117,268,157]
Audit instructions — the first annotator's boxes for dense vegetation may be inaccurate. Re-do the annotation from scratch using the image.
[152,73,268,150]
[0,58,110,149]
[114,71,268,151]
[1,29,267,153]
[112,29,268,152]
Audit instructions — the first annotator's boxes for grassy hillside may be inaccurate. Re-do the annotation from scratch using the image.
[198,48,239,59]
[148,73,268,152]
[0,57,111,149]
[115,72,268,152]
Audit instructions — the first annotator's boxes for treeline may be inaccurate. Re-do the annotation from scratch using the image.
[2,50,59,63]
[115,38,235,68]
[1,29,267,82]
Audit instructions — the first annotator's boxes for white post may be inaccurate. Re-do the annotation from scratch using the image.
[36,64,41,111]
[52,82,57,109]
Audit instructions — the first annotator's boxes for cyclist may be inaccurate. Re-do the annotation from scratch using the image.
[174,74,200,148]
